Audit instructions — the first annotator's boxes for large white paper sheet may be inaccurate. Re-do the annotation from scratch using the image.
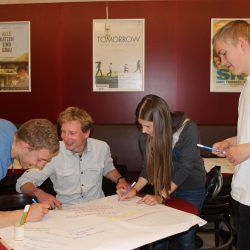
[0,195,206,250]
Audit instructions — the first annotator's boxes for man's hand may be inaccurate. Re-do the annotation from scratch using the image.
[26,203,50,222]
[212,137,237,157]
[212,140,230,157]
[34,189,62,209]
[226,143,250,165]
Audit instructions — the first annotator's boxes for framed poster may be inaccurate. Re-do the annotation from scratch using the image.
[210,19,246,92]
[93,19,144,92]
[0,21,30,92]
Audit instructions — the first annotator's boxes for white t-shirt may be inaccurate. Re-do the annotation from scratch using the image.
[231,76,250,206]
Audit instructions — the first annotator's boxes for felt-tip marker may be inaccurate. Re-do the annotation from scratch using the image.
[197,144,225,154]
[19,204,30,225]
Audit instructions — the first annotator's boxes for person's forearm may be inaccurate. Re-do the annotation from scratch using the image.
[244,143,250,158]
[106,169,124,183]
[134,177,148,192]
[0,210,22,228]
[169,182,178,194]
[20,182,41,197]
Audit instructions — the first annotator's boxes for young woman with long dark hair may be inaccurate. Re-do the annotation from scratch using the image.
[118,94,206,249]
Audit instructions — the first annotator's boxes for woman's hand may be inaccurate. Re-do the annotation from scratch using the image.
[137,194,162,206]
[117,187,137,200]
[116,179,130,200]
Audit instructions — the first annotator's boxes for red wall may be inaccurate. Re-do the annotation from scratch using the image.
[0,0,245,125]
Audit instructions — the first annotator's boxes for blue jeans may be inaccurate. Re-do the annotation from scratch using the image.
[151,187,206,250]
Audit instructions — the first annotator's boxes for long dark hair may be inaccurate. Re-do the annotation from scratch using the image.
[136,95,173,197]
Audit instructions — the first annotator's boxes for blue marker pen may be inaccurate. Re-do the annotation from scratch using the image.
[197,144,225,154]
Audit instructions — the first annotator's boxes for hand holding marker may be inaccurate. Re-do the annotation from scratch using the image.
[19,198,38,226]
[197,144,225,154]
[118,182,136,201]
[124,182,136,196]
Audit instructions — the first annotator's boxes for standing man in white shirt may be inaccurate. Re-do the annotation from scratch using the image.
[16,107,128,208]
[212,20,250,250]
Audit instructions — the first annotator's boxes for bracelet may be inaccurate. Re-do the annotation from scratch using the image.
[131,187,138,194]
[116,176,125,184]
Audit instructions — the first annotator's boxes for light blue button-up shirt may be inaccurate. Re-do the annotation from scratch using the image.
[0,119,17,180]
[16,138,115,205]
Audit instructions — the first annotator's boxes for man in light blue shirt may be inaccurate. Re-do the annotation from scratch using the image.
[0,118,59,228]
[0,119,17,180]
[17,107,128,208]
[0,118,59,180]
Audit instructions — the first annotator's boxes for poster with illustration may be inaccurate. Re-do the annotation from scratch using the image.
[0,21,30,92]
[210,19,246,92]
[93,19,144,91]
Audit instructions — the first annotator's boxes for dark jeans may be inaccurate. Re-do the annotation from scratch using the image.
[151,187,206,250]
[232,199,250,250]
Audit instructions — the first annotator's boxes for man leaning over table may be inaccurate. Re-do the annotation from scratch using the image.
[16,107,128,209]
[0,118,59,228]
